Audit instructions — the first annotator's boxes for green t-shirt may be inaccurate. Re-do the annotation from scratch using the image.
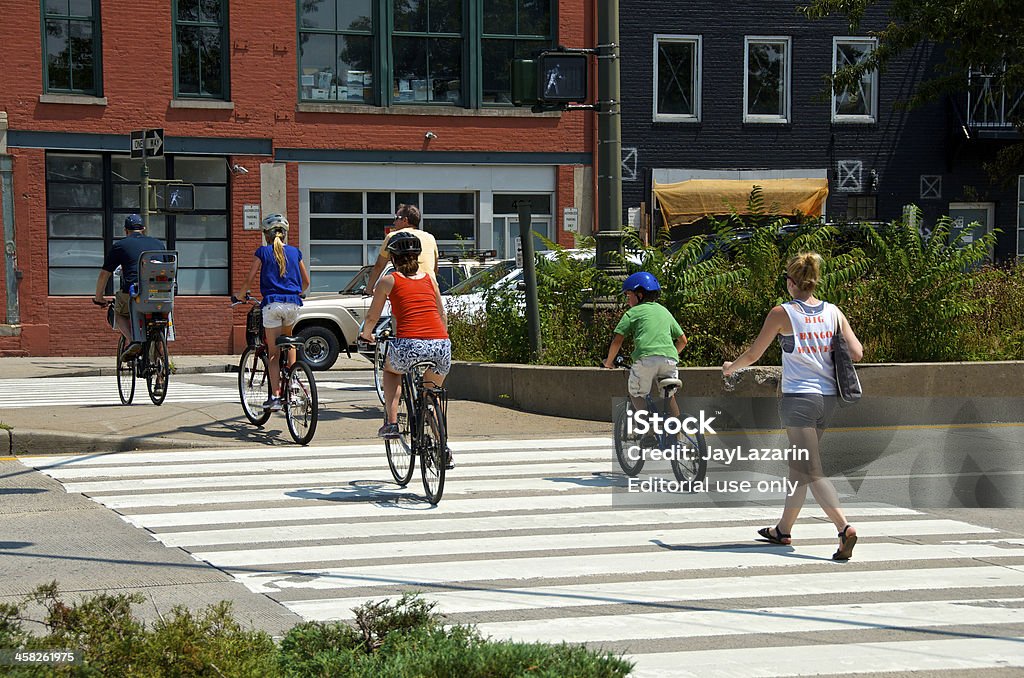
[614,302,684,362]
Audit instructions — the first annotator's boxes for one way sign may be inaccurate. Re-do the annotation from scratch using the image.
[130,128,164,159]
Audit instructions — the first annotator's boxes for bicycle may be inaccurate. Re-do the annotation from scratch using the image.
[94,299,171,406]
[367,328,449,504]
[232,296,319,445]
[611,355,708,485]
[367,315,392,405]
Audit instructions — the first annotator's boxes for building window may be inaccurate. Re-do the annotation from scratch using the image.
[744,36,790,123]
[833,37,877,122]
[297,1,555,108]
[653,35,701,122]
[482,0,554,106]
[174,0,229,99]
[46,153,230,296]
[968,66,1024,129]
[847,195,876,221]
[42,0,102,95]
[307,190,476,292]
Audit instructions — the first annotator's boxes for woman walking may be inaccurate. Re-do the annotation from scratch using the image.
[722,252,864,560]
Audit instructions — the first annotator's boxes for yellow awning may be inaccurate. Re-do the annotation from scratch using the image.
[653,178,829,227]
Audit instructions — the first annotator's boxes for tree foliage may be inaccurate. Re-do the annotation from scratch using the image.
[802,1,1024,112]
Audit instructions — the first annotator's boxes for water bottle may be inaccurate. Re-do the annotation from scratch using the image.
[129,283,138,297]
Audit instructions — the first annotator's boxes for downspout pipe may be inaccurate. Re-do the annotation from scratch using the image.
[0,111,20,326]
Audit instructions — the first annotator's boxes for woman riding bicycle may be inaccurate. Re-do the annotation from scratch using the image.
[359,231,451,445]
[235,213,311,411]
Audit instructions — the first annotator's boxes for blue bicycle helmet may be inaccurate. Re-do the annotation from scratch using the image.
[622,271,661,293]
[124,214,144,230]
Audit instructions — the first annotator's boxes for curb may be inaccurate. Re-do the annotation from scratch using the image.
[9,430,257,456]
[50,364,236,379]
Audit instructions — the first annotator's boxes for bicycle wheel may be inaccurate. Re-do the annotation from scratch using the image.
[385,381,415,486]
[373,341,387,405]
[146,331,170,405]
[420,391,447,504]
[670,417,708,485]
[285,361,319,445]
[613,401,645,476]
[116,336,136,405]
[238,346,271,425]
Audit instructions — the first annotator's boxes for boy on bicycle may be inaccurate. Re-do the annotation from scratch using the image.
[603,272,687,419]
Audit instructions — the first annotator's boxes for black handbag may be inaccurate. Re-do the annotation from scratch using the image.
[832,307,861,405]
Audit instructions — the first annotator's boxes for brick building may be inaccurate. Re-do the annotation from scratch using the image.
[618,1,1022,259]
[0,1,595,357]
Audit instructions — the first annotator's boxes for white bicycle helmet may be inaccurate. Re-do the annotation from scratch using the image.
[262,213,289,234]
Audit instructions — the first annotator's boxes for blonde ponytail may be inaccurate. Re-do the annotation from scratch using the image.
[272,232,287,277]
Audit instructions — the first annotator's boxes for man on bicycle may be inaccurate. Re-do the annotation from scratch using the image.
[93,214,166,360]
[366,203,440,291]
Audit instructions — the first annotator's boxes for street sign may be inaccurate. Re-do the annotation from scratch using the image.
[563,207,579,233]
[243,204,261,230]
[130,128,164,158]
[515,237,523,267]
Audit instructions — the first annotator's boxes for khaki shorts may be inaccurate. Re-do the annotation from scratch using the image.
[627,355,679,398]
[114,290,131,317]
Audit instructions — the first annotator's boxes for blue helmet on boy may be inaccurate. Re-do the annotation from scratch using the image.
[622,271,661,293]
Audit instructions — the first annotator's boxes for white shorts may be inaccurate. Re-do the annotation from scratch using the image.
[262,302,299,329]
[627,355,679,398]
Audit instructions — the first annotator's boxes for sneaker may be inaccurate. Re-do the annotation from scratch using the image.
[262,396,283,411]
[445,446,455,470]
[121,342,142,361]
[378,423,400,439]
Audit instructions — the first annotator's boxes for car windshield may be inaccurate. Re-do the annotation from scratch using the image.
[338,265,376,295]
[446,260,516,295]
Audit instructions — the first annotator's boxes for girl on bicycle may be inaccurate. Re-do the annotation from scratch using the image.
[722,252,864,560]
[235,213,310,411]
[359,231,451,444]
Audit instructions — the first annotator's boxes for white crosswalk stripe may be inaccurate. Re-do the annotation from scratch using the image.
[22,437,1024,676]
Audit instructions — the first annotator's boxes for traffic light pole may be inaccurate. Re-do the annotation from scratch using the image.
[596,0,622,234]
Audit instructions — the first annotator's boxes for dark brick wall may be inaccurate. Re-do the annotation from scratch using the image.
[619,1,1019,260]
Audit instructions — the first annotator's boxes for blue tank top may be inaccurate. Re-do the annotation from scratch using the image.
[256,244,304,307]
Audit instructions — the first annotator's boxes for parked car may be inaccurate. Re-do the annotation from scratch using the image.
[294,251,502,370]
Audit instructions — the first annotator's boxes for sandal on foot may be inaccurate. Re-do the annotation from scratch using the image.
[832,525,858,561]
[757,525,792,545]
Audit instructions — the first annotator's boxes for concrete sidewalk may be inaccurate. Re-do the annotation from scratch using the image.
[0,354,610,456]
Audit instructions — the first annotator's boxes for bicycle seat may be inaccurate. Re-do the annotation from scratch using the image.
[658,377,682,392]
[275,335,303,348]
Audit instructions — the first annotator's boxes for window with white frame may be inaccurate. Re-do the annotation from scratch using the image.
[833,37,877,122]
[744,36,790,123]
[653,35,701,122]
[307,190,477,293]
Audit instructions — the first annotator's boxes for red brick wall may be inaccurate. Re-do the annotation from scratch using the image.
[0,1,592,356]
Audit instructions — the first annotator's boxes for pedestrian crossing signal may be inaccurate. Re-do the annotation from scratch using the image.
[511,52,589,107]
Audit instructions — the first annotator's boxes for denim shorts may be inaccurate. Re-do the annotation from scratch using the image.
[388,338,452,375]
[778,394,838,429]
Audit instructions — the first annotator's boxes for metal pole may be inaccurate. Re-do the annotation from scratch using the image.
[597,0,621,233]
[516,200,542,357]
[0,154,19,325]
[141,152,150,230]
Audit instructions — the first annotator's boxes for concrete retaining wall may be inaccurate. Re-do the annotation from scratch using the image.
[447,362,1024,425]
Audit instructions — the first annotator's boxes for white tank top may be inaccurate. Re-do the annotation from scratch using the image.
[780,300,838,395]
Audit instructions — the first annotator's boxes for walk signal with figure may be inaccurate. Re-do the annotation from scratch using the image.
[512,51,589,107]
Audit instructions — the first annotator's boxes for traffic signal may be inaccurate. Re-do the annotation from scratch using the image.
[537,52,588,103]
[511,51,589,107]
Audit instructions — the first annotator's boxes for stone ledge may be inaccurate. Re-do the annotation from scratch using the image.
[38,94,108,106]
[169,99,235,110]
[296,102,561,118]
[0,324,21,336]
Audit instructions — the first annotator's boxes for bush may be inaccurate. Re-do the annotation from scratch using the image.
[2,585,631,677]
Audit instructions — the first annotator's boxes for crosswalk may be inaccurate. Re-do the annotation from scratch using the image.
[0,375,374,409]
[21,437,1024,676]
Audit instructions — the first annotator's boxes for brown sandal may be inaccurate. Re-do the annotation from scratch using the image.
[833,525,858,561]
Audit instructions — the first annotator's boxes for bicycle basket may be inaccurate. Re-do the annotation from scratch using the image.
[246,305,263,346]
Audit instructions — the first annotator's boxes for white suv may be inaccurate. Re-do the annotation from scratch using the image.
[294,253,502,370]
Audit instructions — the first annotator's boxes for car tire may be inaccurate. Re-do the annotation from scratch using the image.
[297,325,341,371]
